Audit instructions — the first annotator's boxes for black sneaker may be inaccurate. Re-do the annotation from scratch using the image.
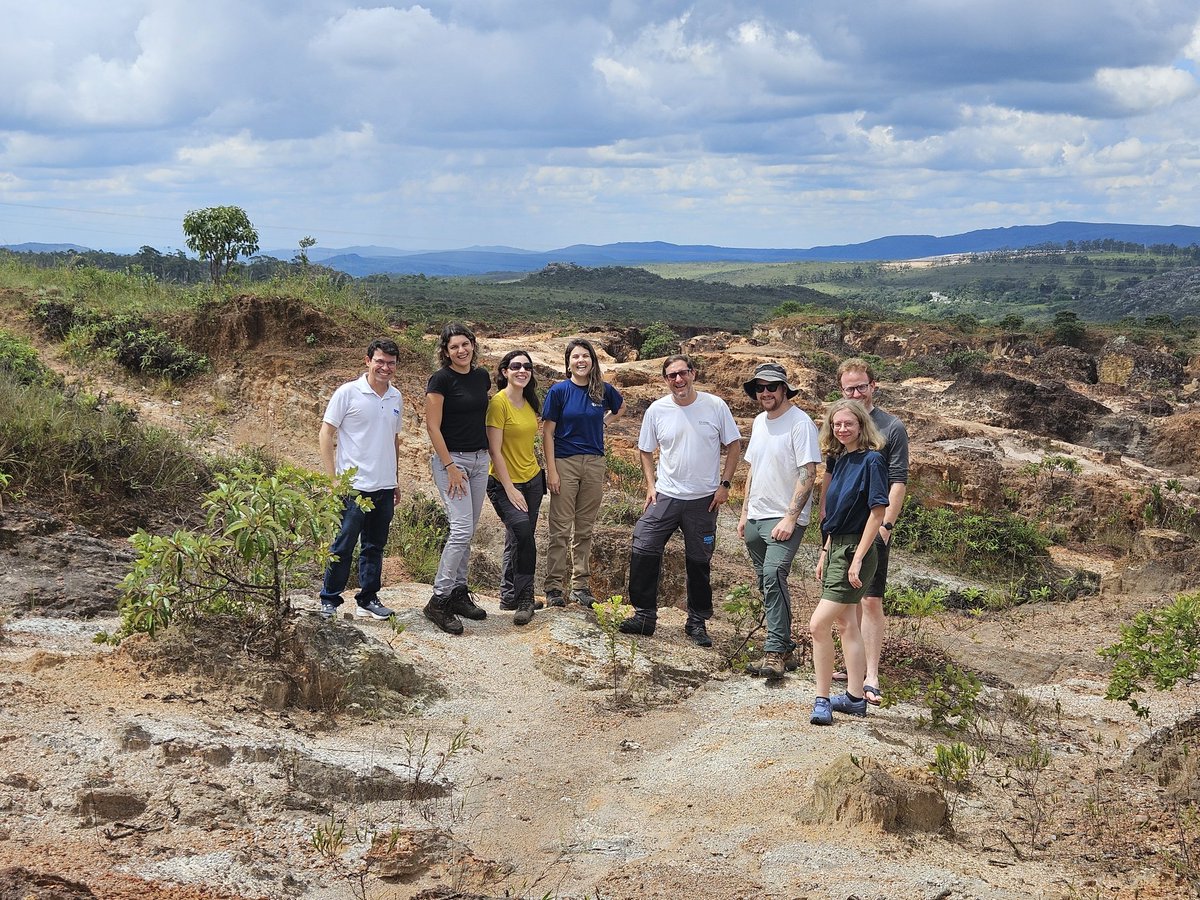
[685,621,713,648]
[355,599,395,620]
[449,585,487,620]
[317,599,340,620]
[618,615,656,636]
[513,597,535,626]
[545,588,566,608]
[570,588,597,608]
[423,593,464,635]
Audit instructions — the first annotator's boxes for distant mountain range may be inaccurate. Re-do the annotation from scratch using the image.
[261,222,1200,277]
[6,223,1199,278]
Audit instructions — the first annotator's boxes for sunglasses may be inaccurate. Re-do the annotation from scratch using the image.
[506,362,533,371]
[753,382,782,393]
[664,369,691,381]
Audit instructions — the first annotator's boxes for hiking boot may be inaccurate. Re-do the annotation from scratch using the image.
[570,588,597,609]
[449,585,487,620]
[513,596,535,626]
[355,599,395,620]
[684,620,712,648]
[810,697,833,726]
[830,693,868,717]
[500,597,544,611]
[545,588,566,608]
[759,651,787,680]
[618,614,656,636]
[318,599,340,620]
[423,593,464,635]
[747,649,796,676]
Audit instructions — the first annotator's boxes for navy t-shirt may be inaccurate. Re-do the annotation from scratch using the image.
[426,366,491,452]
[821,449,890,539]
[541,380,623,457]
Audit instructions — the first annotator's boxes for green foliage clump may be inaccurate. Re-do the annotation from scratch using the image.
[1101,591,1200,718]
[119,466,351,649]
[32,297,207,380]
[391,495,449,584]
[0,330,60,388]
[0,374,201,529]
[183,205,260,285]
[639,322,680,359]
[893,501,1050,577]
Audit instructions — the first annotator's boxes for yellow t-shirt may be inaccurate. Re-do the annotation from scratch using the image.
[486,390,540,483]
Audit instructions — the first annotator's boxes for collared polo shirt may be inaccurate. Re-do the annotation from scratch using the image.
[322,374,403,491]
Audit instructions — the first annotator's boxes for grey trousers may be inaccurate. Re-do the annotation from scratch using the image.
[743,517,806,653]
[631,494,717,620]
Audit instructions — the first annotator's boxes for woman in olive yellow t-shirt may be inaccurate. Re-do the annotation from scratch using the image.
[485,349,545,625]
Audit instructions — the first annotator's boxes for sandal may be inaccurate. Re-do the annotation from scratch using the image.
[832,670,848,683]
[863,684,882,706]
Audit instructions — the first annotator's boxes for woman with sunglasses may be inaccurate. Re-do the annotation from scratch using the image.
[540,338,623,608]
[423,323,491,635]
[485,351,545,625]
[809,398,889,725]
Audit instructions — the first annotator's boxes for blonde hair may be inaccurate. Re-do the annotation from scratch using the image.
[819,399,886,457]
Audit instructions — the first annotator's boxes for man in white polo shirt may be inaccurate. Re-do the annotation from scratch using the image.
[318,339,404,620]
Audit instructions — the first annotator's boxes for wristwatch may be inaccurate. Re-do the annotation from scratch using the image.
[882,522,894,530]
[720,480,732,489]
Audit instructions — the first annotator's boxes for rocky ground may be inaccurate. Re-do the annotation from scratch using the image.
[2,305,1199,899]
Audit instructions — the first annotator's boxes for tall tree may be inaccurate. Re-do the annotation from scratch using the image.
[182,206,260,285]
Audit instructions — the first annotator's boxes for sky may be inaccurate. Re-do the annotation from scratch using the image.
[2,0,1199,255]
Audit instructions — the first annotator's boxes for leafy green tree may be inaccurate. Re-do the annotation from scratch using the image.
[182,205,260,285]
[1051,310,1085,347]
[118,465,357,653]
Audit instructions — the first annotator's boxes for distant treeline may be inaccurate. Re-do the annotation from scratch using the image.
[0,245,348,287]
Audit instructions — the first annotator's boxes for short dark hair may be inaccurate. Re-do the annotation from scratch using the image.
[366,338,401,360]
[661,354,695,377]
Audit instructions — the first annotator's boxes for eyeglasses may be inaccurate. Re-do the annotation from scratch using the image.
[506,362,532,371]
[370,358,397,368]
[664,369,692,381]
[753,382,781,393]
[842,382,871,395]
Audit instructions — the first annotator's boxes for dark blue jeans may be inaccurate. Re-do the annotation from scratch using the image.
[320,489,395,607]
[486,472,545,605]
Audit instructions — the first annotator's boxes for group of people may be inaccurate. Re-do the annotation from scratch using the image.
[316,329,908,727]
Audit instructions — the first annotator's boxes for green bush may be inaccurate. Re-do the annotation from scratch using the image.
[1101,591,1200,718]
[0,330,60,388]
[0,373,202,529]
[639,322,680,359]
[893,500,1049,577]
[119,466,351,649]
[391,495,449,584]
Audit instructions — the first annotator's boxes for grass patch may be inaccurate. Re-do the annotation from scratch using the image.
[391,495,449,583]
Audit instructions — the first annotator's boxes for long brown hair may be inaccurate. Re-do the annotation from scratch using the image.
[564,338,605,404]
[819,399,886,457]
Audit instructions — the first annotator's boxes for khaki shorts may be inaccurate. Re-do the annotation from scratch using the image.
[821,533,879,605]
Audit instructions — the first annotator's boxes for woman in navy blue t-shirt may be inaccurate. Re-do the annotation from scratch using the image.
[810,399,889,725]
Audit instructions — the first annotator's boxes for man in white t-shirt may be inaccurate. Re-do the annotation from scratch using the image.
[620,355,742,646]
[737,362,820,679]
[317,339,404,621]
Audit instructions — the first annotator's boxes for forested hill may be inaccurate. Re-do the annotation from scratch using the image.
[523,263,831,304]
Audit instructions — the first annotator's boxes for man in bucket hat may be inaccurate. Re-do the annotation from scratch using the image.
[737,362,820,679]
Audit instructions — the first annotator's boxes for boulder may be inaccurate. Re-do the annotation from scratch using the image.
[797,754,946,833]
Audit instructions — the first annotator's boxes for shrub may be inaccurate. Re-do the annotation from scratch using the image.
[893,500,1049,577]
[0,330,60,388]
[1101,591,1200,718]
[119,466,352,651]
[0,373,202,529]
[639,322,680,359]
[391,495,449,584]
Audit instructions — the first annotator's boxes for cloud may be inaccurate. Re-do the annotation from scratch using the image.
[2,1,1200,252]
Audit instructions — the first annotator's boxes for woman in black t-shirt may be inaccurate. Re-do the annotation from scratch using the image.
[423,323,491,635]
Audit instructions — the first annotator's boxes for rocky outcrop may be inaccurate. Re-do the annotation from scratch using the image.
[1098,336,1184,387]
[797,754,946,832]
[944,369,1110,443]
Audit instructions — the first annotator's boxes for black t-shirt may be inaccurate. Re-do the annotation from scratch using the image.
[426,366,491,451]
